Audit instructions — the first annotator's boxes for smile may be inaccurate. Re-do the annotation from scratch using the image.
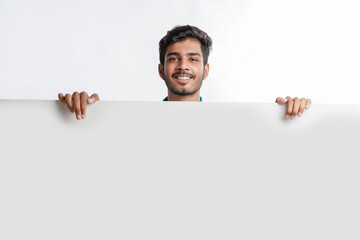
[173,74,193,84]
[175,76,191,80]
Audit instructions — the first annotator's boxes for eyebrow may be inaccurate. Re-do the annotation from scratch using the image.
[166,52,202,57]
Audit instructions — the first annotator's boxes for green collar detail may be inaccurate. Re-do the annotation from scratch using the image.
[163,96,203,102]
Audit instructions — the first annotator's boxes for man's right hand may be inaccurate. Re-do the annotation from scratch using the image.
[58,91,99,120]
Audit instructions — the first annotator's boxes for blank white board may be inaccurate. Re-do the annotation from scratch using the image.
[0,100,360,239]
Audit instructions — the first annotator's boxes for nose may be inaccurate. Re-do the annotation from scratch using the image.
[176,59,189,71]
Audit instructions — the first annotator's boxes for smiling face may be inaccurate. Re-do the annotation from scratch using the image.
[158,38,209,101]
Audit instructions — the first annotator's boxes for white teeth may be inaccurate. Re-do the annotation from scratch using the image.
[176,77,190,80]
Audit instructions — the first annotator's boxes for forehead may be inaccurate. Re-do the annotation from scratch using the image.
[166,38,203,56]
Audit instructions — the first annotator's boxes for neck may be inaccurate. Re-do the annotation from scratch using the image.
[167,90,201,101]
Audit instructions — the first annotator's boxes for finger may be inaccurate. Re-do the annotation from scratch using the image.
[58,93,66,104]
[305,99,312,109]
[291,97,300,119]
[88,93,100,104]
[298,98,306,117]
[65,93,74,113]
[80,91,89,119]
[285,96,293,119]
[72,91,81,120]
[275,97,287,104]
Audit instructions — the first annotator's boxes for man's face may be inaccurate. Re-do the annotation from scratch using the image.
[158,38,209,96]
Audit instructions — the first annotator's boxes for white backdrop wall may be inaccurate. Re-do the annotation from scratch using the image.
[0,0,359,103]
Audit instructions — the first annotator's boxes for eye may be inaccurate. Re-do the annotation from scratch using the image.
[169,57,178,62]
[190,58,199,62]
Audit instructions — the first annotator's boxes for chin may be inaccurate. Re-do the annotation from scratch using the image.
[165,78,201,96]
[172,87,200,96]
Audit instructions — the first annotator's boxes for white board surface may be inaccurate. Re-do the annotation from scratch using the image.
[0,100,360,239]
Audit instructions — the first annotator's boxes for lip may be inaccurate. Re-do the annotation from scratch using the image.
[174,77,191,84]
[173,74,193,85]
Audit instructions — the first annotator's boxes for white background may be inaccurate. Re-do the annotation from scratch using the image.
[0,0,359,103]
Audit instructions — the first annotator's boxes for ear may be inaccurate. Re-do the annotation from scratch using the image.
[202,63,210,80]
[158,64,165,80]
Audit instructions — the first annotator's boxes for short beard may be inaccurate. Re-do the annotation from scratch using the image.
[168,82,202,96]
[165,72,204,96]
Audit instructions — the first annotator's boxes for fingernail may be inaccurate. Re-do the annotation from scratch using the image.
[82,114,85,119]
[77,115,81,120]
[290,116,294,120]
[89,98,94,103]
[285,114,289,119]
[298,112,302,117]
[306,104,310,109]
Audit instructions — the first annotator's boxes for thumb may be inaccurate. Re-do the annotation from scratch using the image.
[87,93,99,104]
[275,97,288,104]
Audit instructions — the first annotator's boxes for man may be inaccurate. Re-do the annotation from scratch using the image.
[58,25,311,120]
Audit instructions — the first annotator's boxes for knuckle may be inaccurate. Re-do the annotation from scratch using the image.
[72,95,79,100]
